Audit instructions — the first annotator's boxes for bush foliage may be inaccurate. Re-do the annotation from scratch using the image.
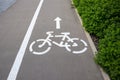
[73,0,120,79]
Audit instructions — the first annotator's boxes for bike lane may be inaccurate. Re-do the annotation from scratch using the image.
[14,0,104,80]
[5,0,104,80]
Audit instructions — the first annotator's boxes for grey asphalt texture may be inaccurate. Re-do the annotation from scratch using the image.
[0,0,104,80]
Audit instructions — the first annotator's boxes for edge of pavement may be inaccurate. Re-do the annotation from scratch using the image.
[70,0,110,80]
[0,0,16,13]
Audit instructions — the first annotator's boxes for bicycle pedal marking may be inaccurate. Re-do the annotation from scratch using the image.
[29,31,88,55]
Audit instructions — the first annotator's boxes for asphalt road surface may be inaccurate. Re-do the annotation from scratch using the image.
[0,0,104,80]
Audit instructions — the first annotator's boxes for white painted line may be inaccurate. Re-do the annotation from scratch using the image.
[7,0,44,80]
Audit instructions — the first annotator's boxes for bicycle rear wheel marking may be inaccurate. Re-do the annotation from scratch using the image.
[29,39,51,55]
[33,47,51,55]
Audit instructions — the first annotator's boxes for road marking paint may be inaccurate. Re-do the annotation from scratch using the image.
[72,39,88,54]
[54,17,62,29]
[81,39,88,46]
[29,31,88,55]
[29,39,51,55]
[7,0,44,80]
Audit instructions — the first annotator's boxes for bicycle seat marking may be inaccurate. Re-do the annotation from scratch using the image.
[29,31,88,55]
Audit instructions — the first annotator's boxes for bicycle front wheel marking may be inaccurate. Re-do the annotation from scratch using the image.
[81,39,88,46]
[73,47,87,54]
[72,39,88,54]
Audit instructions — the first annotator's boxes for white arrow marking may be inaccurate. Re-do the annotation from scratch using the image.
[54,17,62,29]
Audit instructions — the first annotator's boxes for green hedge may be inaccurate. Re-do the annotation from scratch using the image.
[75,0,120,38]
[97,23,120,80]
[73,0,120,79]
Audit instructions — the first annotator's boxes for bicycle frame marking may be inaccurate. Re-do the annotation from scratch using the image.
[29,31,88,55]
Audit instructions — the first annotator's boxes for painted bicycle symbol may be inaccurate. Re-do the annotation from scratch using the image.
[29,17,88,55]
[29,31,88,55]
